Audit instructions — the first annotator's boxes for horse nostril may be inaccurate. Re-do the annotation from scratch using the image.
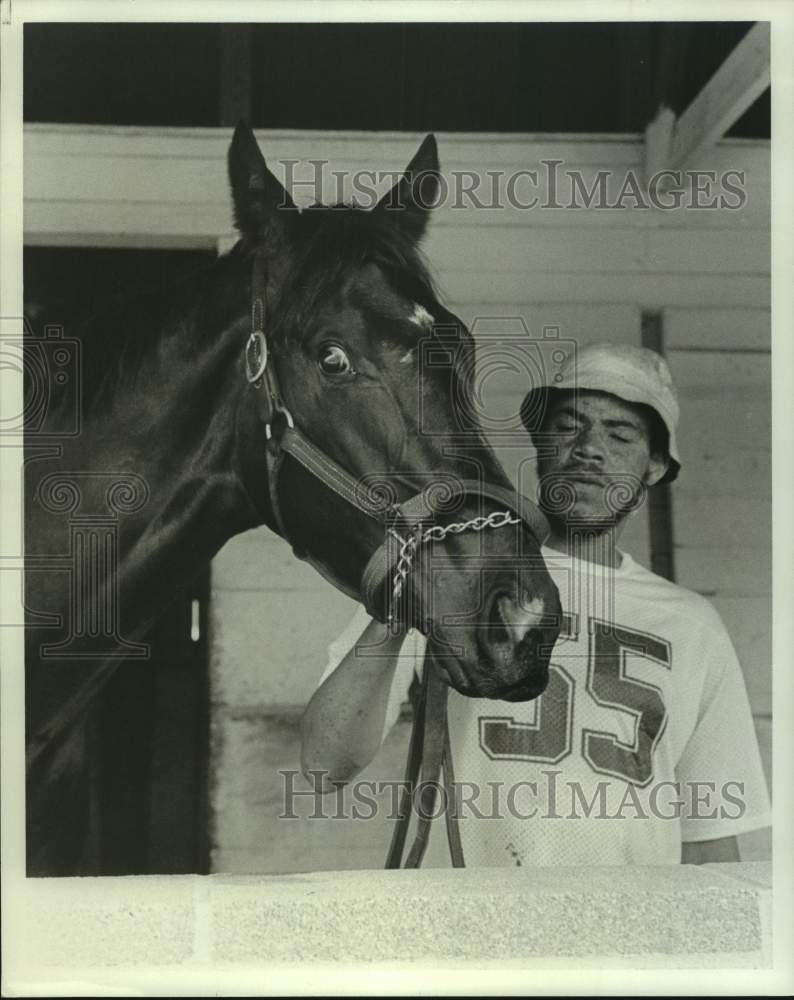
[490,592,546,647]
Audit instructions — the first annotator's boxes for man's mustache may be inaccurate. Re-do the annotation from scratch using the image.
[538,468,647,519]
[556,465,607,484]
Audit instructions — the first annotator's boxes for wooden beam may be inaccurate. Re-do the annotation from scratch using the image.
[644,105,676,183]
[670,22,770,169]
[641,310,676,583]
[643,24,691,183]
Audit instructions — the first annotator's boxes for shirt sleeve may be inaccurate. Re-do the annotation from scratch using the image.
[317,605,427,742]
[676,617,771,843]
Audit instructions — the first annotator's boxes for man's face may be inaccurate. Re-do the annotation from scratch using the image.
[536,390,667,525]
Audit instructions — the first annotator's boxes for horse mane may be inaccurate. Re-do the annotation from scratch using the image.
[25,251,243,416]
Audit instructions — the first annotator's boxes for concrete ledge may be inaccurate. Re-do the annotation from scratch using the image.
[5,863,772,992]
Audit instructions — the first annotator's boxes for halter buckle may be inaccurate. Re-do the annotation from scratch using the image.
[276,403,295,429]
[264,403,296,444]
[245,330,268,384]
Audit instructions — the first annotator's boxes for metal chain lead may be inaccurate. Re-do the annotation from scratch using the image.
[387,509,521,631]
[423,509,519,542]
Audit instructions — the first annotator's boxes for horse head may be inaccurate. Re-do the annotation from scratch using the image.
[228,123,561,701]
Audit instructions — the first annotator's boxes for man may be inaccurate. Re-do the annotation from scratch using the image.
[301,342,771,866]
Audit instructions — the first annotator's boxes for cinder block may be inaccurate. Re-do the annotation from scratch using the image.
[209,587,358,707]
[670,449,770,501]
[675,546,770,598]
[668,354,770,471]
[8,863,771,981]
[672,493,770,550]
[703,860,772,890]
[210,712,412,874]
[207,864,770,965]
[709,596,771,715]
[14,876,195,968]
[212,527,335,594]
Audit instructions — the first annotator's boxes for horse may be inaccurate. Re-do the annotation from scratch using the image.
[23,123,562,875]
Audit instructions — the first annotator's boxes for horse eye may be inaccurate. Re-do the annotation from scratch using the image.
[318,344,354,376]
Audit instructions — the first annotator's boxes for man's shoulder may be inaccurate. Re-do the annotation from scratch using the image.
[618,555,727,637]
[543,546,712,613]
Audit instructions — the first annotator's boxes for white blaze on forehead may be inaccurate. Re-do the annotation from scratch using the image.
[408,303,434,328]
[400,303,433,363]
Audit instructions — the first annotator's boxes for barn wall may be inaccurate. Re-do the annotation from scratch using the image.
[23,126,771,871]
[665,315,771,862]
[202,135,772,872]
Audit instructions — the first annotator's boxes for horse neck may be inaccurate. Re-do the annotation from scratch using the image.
[78,254,263,632]
[23,255,273,772]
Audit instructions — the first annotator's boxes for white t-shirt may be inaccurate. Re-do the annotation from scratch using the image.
[319,547,771,867]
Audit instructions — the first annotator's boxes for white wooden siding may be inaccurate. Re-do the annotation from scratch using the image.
[666,334,771,715]
[24,125,770,869]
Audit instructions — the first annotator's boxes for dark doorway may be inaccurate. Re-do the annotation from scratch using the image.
[25,246,215,875]
[94,568,211,875]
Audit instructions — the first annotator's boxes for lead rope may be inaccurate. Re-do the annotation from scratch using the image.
[442,707,465,867]
[403,660,450,867]
[385,670,427,869]
[385,654,465,869]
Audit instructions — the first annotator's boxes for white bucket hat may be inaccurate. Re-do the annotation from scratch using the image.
[520,342,681,484]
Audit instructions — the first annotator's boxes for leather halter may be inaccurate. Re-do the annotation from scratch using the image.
[245,250,551,631]
[246,251,553,870]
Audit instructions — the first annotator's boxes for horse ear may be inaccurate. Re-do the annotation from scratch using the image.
[228,121,296,236]
[375,134,440,243]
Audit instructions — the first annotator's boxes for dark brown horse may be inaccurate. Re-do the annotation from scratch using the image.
[24,124,561,875]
